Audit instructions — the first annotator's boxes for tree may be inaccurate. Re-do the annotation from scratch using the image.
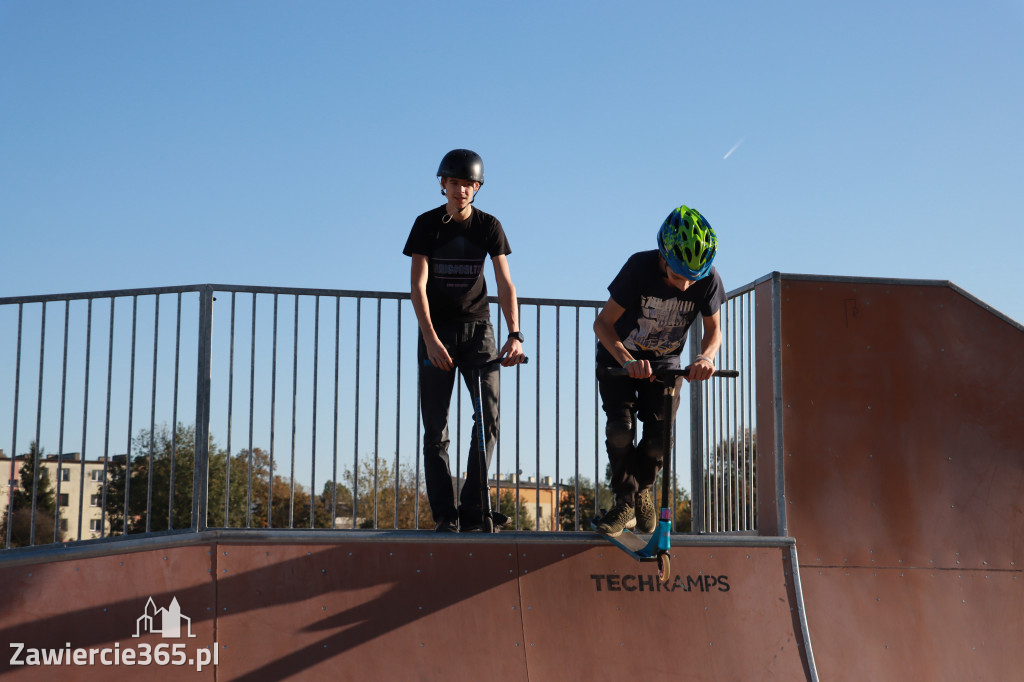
[494,487,534,531]
[1,441,63,547]
[335,456,433,530]
[558,476,613,531]
[104,423,238,534]
[701,428,757,531]
[673,486,692,533]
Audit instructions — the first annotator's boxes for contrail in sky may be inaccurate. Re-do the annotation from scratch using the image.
[723,137,745,160]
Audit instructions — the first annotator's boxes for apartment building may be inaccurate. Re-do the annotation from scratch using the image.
[1,452,112,542]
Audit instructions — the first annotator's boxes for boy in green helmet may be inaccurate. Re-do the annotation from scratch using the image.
[593,205,726,536]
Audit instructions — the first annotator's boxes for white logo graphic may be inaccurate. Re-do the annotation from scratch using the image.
[133,597,196,639]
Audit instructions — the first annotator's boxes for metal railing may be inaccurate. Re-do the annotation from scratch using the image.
[689,280,759,533]
[1,282,759,550]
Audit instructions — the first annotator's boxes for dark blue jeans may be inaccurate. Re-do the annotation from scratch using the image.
[418,321,500,524]
[598,372,682,507]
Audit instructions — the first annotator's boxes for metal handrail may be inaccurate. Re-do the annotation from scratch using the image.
[1,282,757,550]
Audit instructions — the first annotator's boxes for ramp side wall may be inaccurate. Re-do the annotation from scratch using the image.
[776,277,1024,680]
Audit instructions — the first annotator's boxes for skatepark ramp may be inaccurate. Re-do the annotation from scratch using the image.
[754,274,1023,680]
[1,274,1021,680]
[0,531,814,680]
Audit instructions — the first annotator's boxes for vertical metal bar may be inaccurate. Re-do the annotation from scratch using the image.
[373,298,381,529]
[712,359,720,531]
[76,299,93,540]
[192,286,214,533]
[99,298,114,539]
[717,351,725,531]
[705,366,713,533]
[169,293,182,529]
[353,297,361,529]
[554,306,560,531]
[54,301,70,542]
[705,356,714,532]
[593,307,600,521]
[124,296,138,535]
[771,272,787,534]
[332,297,340,528]
[748,292,755,529]
[29,302,47,546]
[289,295,299,528]
[5,304,23,549]
[246,293,257,529]
[268,294,279,528]
[534,305,540,529]
[514,303,522,529]
[225,292,237,527]
[574,306,580,531]
[311,296,320,529]
[394,301,401,528]
[146,295,160,532]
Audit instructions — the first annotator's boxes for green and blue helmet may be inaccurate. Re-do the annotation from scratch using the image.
[657,205,717,280]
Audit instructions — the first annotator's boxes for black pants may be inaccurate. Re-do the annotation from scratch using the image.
[598,371,682,508]
[418,321,500,524]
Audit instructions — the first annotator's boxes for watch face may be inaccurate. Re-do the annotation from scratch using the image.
[509,331,525,342]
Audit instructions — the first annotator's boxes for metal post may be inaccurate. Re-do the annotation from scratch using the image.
[192,286,214,532]
[688,321,704,533]
[771,272,787,535]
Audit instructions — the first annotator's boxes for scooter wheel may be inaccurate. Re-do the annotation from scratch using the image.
[656,552,671,584]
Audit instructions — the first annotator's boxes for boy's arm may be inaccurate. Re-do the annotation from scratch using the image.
[594,298,652,379]
[491,254,525,366]
[686,310,722,381]
[410,254,454,371]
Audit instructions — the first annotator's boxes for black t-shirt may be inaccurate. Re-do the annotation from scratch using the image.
[596,250,726,368]
[403,205,511,323]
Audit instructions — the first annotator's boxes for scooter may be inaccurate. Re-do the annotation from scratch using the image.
[592,365,739,582]
[471,355,529,533]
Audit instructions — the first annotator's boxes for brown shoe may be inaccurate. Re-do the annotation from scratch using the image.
[595,501,636,537]
[635,488,657,533]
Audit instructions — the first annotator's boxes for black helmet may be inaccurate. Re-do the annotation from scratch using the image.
[437,149,484,185]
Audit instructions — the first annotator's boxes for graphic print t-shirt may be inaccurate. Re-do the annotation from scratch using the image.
[596,250,726,368]
[402,205,511,323]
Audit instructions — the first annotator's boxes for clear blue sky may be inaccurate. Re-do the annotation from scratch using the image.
[2,1,1022,320]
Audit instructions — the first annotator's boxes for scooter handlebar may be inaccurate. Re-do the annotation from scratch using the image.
[424,356,529,369]
[483,355,529,368]
[598,366,738,379]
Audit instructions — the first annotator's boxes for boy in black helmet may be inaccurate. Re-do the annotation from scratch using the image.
[403,149,526,532]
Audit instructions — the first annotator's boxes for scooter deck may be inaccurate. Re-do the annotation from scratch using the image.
[591,516,659,561]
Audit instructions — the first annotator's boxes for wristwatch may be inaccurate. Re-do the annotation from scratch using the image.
[508,331,525,343]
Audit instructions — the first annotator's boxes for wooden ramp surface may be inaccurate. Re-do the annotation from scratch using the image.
[0,535,812,681]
